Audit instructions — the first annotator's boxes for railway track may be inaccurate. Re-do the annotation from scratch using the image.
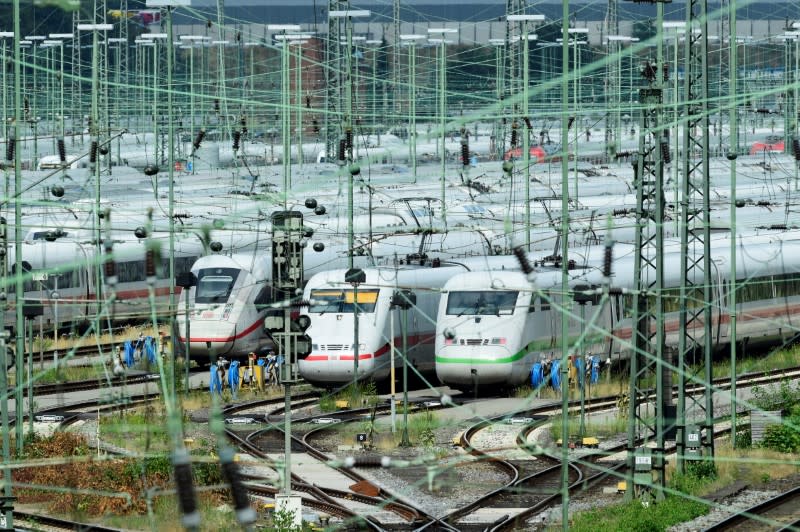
[703,485,800,531]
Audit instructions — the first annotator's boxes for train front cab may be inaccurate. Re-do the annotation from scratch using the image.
[435,274,534,390]
[298,283,386,387]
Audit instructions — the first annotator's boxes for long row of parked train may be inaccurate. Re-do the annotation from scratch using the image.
[175,227,800,392]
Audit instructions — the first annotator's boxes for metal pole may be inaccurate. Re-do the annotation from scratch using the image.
[523,26,531,251]
[560,0,571,527]
[282,33,290,207]
[283,307,291,496]
[390,304,396,433]
[166,6,177,401]
[14,0,26,455]
[410,42,417,180]
[400,303,410,447]
[295,43,303,168]
[729,4,738,448]
[190,42,195,175]
[0,332,13,530]
[352,282,359,389]
[27,319,32,435]
[439,39,446,226]
[184,287,190,393]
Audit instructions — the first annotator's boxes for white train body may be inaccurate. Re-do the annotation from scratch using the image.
[435,238,800,389]
[297,265,467,387]
[176,254,272,357]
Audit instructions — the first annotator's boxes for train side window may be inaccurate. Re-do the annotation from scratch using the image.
[117,260,146,283]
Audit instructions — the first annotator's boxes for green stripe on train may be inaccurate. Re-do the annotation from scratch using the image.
[435,335,605,365]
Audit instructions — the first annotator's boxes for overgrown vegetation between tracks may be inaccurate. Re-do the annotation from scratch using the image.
[4,432,237,528]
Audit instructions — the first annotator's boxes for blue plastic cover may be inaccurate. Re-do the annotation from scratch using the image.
[575,357,585,389]
[144,336,156,364]
[590,356,600,384]
[228,360,240,391]
[551,360,561,389]
[124,340,135,367]
[210,365,222,394]
[531,362,544,388]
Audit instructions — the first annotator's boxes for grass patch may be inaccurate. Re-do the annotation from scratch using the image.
[318,382,380,411]
[549,413,627,441]
[99,406,171,453]
[565,495,709,532]
[34,364,107,384]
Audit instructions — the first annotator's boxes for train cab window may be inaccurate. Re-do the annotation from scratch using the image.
[253,285,272,309]
[196,268,240,303]
[309,289,380,313]
[539,291,551,311]
[446,290,518,316]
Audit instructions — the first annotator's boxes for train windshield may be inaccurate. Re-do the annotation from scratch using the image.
[196,268,240,303]
[446,290,519,316]
[309,289,380,313]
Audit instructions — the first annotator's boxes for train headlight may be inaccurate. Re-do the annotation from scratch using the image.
[490,338,507,345]
[312,344,319,351]
[352,343,366,351]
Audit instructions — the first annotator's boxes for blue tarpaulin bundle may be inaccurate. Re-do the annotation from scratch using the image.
[257,358,265,366]
[210,365,223,394]
[531,362,544,388]
[144,336,157,364]
[124,340,135,367]
[228,360,240,391]
[575,357,585,389]
[591,356,600,384]
[551,360,561,390]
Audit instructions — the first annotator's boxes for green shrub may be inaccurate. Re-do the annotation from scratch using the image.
[735,428,752,449]
[760,422,800,454]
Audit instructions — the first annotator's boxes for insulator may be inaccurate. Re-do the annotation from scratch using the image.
[660,142,671,164]
[89,141,98,163]
[99,145,109,156]
[513,246,534,275]
[337,139,346,161]
[567,116,575,130]
[313,242,324,252]
[603,245,613,278]
[134,226,148,239]
[219,449,256,525]
[193,129,206,150]
[461,140,470,167]
[345,128,353,150]
[614,151,632,159]
[206,19,212,29]
[510,125,518,148]
[608,287,623,296]
[214,99,220,113]
[57,139,66,162]
[305,95,311,108]
[145,249,156,278]
[304,198,317,209]
[314,205,326,215]
[5,137,13,162]
[312,119,319,133]
[104,258,116,279]
[523,117,532,130]
[51,185,64,198]
[232,130,241,151]
[172,450,200,529]
[209,241,223,252]
[793,139,800,161]
[23,97,29,115]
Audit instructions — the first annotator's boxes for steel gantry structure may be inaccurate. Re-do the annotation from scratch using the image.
[677,0,716,471]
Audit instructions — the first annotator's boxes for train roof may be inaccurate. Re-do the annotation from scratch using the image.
[190,253,271,279]
[304,264,475,291]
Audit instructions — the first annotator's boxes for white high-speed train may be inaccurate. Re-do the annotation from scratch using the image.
[0,228,267,334]
[296,263,515,388]
[434,237,800,390]
[176,228,524,360]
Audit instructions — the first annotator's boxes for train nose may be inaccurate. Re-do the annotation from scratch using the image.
[181,321,238,356]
